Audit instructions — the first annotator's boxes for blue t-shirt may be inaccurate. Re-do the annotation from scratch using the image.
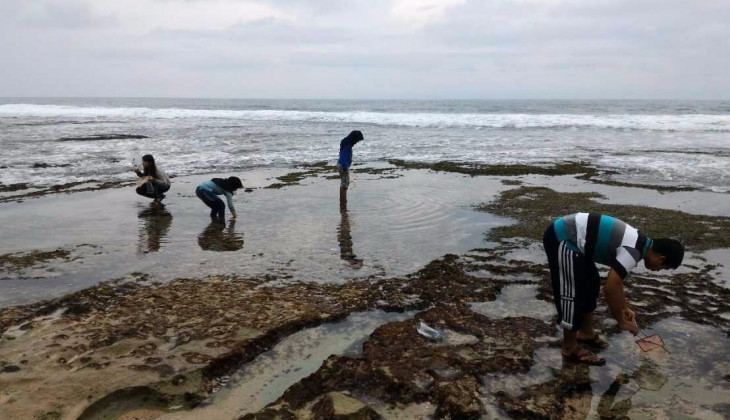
[199,180,235,212]
[338,140,353,169]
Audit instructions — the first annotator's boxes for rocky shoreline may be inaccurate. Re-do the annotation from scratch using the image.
[2,245,727,419]
[0,180,135,204]
[1,162,729,419]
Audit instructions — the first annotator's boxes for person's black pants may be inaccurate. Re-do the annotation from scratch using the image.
[136,180,169,200]
[196,186,225,219]
[543,224,601,332]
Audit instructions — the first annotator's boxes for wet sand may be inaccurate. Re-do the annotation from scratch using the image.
[1,161,729,419]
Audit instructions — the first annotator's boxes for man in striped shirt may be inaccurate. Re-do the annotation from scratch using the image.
[543,213,684,365]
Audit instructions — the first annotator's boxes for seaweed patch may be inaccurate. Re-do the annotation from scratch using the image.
[476,186,730,251]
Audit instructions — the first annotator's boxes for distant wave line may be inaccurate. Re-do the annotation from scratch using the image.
[1,104,730,132]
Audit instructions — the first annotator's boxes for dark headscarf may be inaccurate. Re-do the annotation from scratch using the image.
[343,130,363,147]
[141,154,157,178]
[212,176,243,193]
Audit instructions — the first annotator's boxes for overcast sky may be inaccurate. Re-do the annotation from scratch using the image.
[1,0,729,99]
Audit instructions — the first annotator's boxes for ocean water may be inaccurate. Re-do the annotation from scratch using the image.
[1,98,729,192]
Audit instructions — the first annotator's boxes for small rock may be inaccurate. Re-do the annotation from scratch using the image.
[183,392,205,406]
[182,352,211,364]
[65,302,91,316]
[172,374,187,385]
[155,364,175,377]
[434,377,483,419]
[1,365,21,373]
[311,392,381,420]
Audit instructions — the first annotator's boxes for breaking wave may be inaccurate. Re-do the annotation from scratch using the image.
[2,104,729,132]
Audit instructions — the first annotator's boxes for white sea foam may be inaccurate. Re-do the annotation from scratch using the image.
[1,101,729,192]
[1,104,730,132]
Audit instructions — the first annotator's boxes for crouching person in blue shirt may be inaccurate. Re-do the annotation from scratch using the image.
[195,177,243,221]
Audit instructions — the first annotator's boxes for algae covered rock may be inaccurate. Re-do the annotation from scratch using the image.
[311,392,381,420]
[434,376,482,419]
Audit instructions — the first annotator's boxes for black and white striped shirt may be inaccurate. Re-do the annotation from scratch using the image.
[553,213,651,278]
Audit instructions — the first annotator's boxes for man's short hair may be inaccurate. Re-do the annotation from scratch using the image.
[652,238,684,269]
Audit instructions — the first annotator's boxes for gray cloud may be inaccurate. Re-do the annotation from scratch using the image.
[3,0,117,29]
[0,0,728,98]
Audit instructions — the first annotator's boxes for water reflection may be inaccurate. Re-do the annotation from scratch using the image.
[337,209,362,267]
[557,360,593,419]
[597,373,634,418]
[198,219,244,252]
[553,349,670,419]
[598,361,667,418]
[137,203,173,253]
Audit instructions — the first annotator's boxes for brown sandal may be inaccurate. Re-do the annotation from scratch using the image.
[577,333,609,350]
[562,347,606,366]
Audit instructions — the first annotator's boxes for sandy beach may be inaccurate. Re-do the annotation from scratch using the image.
[1,161,729,419]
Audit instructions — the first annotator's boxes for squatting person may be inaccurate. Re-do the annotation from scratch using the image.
[133,154,171,203]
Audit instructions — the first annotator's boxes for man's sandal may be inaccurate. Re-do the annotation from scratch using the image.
[577,333,609,350]
[562,348,606,366]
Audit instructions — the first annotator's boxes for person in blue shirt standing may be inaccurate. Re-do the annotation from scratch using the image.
[195,176,243,220]
[336,130,364,209]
